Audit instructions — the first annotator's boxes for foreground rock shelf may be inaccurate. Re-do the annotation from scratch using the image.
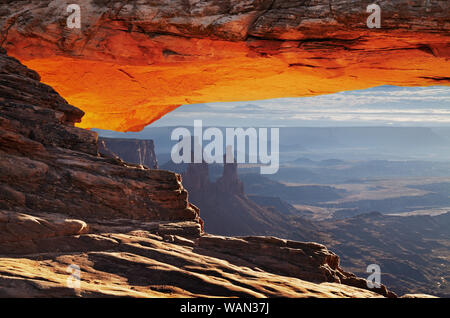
[0,222,384,298]
[0,48,397,298]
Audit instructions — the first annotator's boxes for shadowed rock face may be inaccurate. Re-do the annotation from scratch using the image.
[181,158,323,240]
[0,49,395,298]
[1,0,449,131]
[0,47,199,222]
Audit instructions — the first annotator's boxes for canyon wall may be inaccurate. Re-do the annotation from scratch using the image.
[0,47,199,222]
[0,0,448,131]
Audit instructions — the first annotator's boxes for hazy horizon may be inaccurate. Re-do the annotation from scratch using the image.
[137,85,450,128]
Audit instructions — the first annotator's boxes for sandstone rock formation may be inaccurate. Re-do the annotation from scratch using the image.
[0,228,386,298]
[216,151,245,196]
[181,153,327,242]
[0,48,395,297]
[0,45,200,223]
[99,137,158,169]
[1,0,449,131]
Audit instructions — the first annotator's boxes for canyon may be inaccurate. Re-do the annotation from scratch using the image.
[0,47,399,297]
[0,0,449,131]
[0,0,448,298]
[160,151,450,297]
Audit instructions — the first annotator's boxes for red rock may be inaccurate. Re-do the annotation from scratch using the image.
[0,1,448,131]
[0,50,199,223]
[0,24,401,298]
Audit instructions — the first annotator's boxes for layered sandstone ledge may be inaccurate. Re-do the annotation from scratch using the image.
[1,0,449,131]
[0,47,199,222]
[0,48,395,297]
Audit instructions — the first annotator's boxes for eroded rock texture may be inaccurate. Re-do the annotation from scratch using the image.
[0,49,395,297]
[1,0,449,131]
[0,47,200,222]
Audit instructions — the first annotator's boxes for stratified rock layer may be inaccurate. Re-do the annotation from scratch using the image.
[0,48,394,297]
[1,0,449,131]
[0,47,199,222]
[0,225,384,298]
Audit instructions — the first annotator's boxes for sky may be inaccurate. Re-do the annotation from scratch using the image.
[149,85,450,127]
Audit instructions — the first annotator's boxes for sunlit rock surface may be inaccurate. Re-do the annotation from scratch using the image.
[1,0,449,131]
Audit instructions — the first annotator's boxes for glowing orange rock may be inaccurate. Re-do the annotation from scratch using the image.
[1,1,449,131]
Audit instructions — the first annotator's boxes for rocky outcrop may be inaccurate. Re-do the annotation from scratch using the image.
[181,154,325,241]
[0,226,385,298]
[0,203,385,298]
[0,48,397,297]
[216,151,245,196]
[0,47,199,222]
[183,151,244,196]
[1,1,448,131]
[0,210,88,246]
[99,137,158,169]
[182,161,211,195]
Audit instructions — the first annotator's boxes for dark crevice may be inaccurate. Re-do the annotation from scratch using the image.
[416,44,436,57]
[419,76,450,82]
[288,63,318,68]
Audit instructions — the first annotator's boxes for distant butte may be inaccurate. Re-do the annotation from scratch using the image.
[1,0,449,131]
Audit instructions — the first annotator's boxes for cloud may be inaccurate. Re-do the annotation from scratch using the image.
[152,85,450,127]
